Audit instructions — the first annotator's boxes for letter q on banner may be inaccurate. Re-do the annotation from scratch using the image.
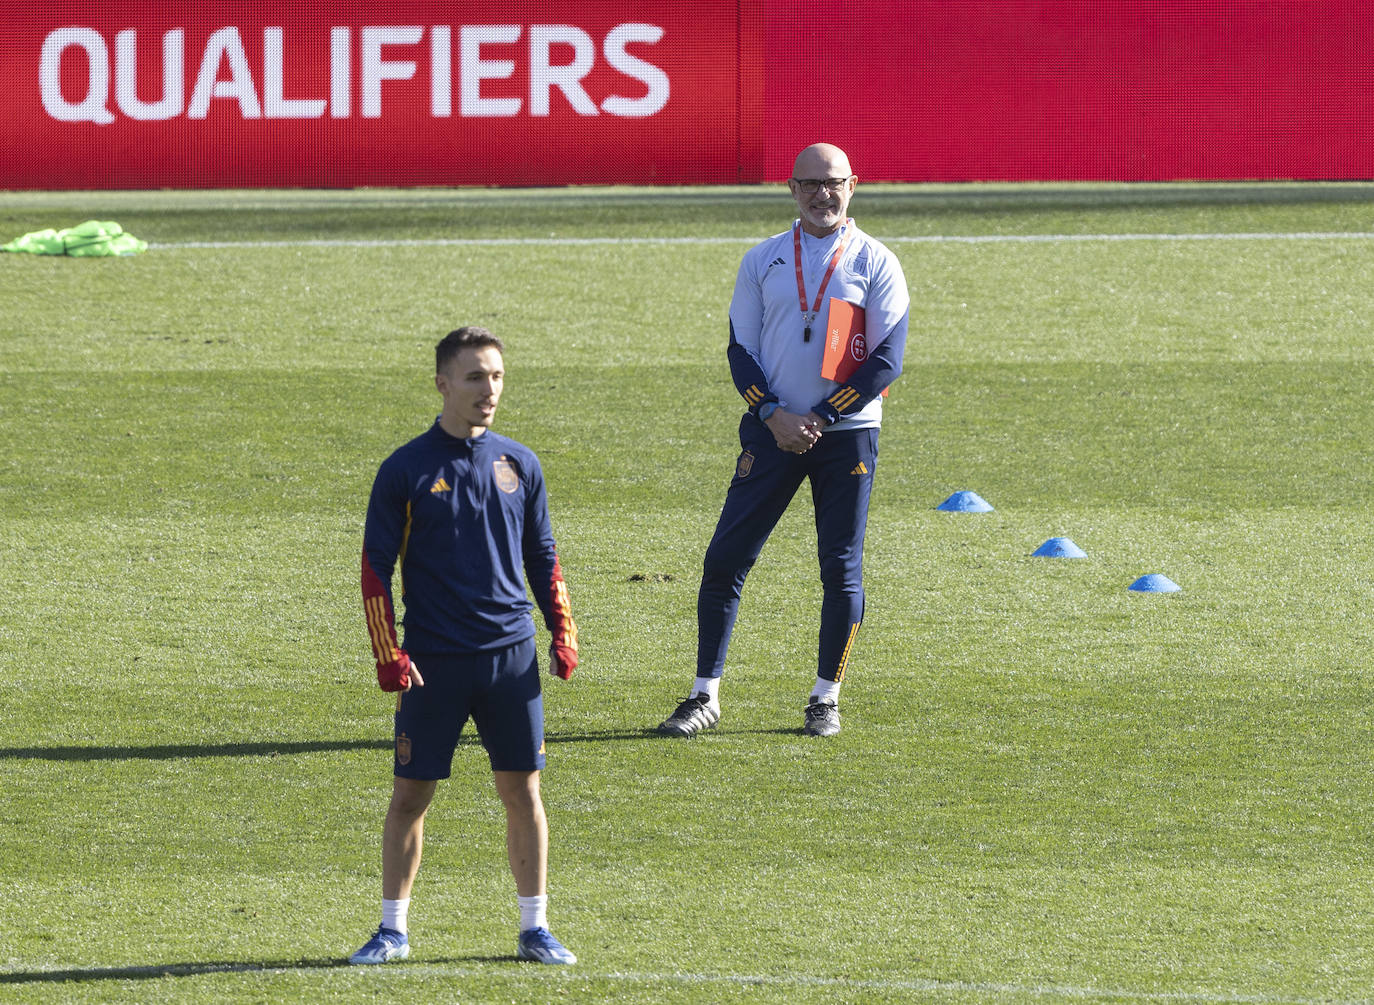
[40,26,115,123]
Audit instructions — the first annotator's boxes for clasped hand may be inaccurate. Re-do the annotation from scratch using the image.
[764,408,823,454]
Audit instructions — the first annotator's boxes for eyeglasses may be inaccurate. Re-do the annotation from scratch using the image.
[791,177,852,194]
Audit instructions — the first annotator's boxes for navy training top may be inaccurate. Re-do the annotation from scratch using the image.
[362,420,564,657]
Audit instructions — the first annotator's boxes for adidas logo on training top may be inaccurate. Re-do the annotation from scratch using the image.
[767,257,786,270]
[850,462,868,476]
[430,477,451,493]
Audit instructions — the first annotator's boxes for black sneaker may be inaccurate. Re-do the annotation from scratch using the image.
[802,700,840,737]
[657,694,720,737]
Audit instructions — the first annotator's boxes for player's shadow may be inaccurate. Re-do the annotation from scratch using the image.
[0,954,512,985]
[0,958,349,985]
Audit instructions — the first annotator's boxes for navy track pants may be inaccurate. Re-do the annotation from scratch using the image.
[697,413,878,682]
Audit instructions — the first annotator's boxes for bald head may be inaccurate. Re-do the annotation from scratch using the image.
[792,143,853,180]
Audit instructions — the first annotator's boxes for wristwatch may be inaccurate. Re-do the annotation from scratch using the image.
[757,401,780,421]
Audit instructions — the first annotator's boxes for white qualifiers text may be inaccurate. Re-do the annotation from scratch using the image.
[40,24,671,124]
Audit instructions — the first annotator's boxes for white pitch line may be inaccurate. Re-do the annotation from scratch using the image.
[595,969,1367,1004]
[6,961,1365,1003]
[351,964,1371,1005]
[158,236,752,249]
[156,231,1374,250]
[889,231,1374,244]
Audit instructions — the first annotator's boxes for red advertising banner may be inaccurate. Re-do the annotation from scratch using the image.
[0,0,761,188]
[763,1,1374,183]
[3,1,1374,188]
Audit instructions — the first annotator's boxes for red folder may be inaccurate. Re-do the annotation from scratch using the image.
[821,298,887,394]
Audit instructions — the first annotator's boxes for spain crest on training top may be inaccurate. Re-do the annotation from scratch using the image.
[493,457,519,494]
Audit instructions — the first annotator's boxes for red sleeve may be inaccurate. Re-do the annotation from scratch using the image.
[545,554,578,655]
[361,547,402,665]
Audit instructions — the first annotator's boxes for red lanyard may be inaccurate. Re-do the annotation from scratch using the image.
[793,219,851,342]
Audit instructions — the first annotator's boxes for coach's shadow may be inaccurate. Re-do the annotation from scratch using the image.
[552,726,807,742]
[547,725,807,743]
[545,728,679,744]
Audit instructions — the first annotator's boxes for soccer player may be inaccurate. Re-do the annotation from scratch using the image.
[658,143,910,739]
[349,327,580,966]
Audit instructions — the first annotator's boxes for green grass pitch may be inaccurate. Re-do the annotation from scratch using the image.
[2,182,1373,1003]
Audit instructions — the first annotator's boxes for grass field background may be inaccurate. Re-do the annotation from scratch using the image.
[2,183,1373,1003]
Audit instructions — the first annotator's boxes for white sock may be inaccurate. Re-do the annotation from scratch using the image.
[382,897,410,934]
[693,676,721,706]
[518,894,548,932]
[810,676,841,705]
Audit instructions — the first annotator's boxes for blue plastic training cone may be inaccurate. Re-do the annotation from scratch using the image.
[1128,573,1181,593]
[1033,537,1087,558]
[937,490,993,512]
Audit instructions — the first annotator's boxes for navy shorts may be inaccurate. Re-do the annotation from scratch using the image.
[393,637,545,778]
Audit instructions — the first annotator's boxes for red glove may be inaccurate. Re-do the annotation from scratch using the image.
[376,652,421,692]
[549,642,578,680]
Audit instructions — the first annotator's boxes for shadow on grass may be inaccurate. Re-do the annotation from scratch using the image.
[0,739,392,762]
[547,729,668,743]
[0,954,512,984]
[551,727,811,742]
[0,958,349,984]
[1,728,675,762]
[0,722,812,762]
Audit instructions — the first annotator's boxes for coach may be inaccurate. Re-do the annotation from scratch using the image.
[659,143,910,739]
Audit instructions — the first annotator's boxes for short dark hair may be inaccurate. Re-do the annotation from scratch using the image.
[436,326,504,372]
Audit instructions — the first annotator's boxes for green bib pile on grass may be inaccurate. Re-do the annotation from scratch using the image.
[2,219,147,256]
